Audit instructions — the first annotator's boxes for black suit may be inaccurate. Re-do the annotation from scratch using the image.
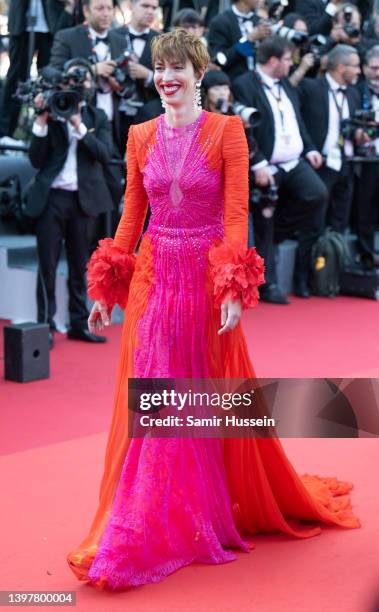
[233,71,316,163]
[49,25,127,152]
[232,70,328,290]
[207,9,260,82]
[0,0,52,136]
[26,105,113,331]
[299,75,361,232]
[113,26,160,107]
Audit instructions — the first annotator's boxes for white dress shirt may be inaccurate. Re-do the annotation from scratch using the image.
[27,0,49,33]
[323,73,353,171]
[32,119,88,191]
[89,26,114,122]
[255,65,304,173]
[127,26,153,87]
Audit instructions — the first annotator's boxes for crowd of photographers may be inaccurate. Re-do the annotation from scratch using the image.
[1,0,379,343]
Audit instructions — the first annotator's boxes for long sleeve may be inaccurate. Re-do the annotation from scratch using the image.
[87,125,148,310]
[208,115,265,310]
[113,125,149,254]
[222,115,249,245]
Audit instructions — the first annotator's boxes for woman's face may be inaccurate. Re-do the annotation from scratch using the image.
[154,57,199,109]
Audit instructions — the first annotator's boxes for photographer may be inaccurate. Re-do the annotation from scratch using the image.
[232,36,328,302]
[49,0,128,156]
[114,0,160,146]
[295,0,345,36]
[355,45,379,260]
[330,4,363,49]
[207,0,270,81]
[24,59,113,347]
[299,44,361,233]
[283,13,325,87]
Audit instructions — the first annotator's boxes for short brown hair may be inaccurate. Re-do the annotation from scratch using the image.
[151,29,209,78]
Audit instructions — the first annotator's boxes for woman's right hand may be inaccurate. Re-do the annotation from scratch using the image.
[88,301,111,334]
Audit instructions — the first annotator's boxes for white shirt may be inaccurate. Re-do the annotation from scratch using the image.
[126,26,153,87]
[323,73,353,170]
[255,65,304,173]
[32,119,88,191]
[89,26,114,122]
[27,0,49,33]
[231,5,255,37]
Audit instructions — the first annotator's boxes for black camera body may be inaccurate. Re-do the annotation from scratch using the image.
[214,99,261,128]
[15,66,88,120]
[250,182,279,217]
[343,6,360,39]
[341,109,379,154]
[112,50,139,99]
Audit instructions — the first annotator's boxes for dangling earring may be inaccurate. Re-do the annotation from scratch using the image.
[160,94,167,111]
[194,81,202,111]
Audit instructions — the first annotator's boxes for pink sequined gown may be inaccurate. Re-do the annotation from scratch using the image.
[68,111,360,590]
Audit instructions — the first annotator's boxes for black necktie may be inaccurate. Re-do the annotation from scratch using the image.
[129,31,149,42]
[95,35,109,46]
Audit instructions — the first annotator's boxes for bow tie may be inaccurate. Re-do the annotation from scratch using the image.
[239,15,254,23]
[129,31,149,42]
[95,35,109,46]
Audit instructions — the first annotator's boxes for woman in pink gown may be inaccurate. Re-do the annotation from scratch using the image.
[67,29,361,590]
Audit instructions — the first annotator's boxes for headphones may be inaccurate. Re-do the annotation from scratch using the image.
[63,57,95,79]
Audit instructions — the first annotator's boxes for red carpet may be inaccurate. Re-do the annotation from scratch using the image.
[0,295,378,611]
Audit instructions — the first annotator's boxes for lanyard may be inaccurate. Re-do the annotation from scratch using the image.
[329,87,346,148]
[264,81,285,129]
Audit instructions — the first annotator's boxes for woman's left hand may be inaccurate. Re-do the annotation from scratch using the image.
[218,298,242,335]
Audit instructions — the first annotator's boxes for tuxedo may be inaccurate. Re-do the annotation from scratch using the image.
[25,104,113,332]
[25,105,113,218]
[113,26,160,105]
[299,75,361,232]
[232,69,328,291]
[49,25,128,154]
[299,75,360,153]
[232,71,315,164]
[207,9,260,82]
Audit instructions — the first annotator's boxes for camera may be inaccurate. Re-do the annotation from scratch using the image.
[300,34,328,70]
[259,1,309,47]
[233,102,261,128]
[213,99,261,128]
[250,182,279,218]
[111,50,139,99]
[342,6,360,39]
[15,66,88,120]
[341,109,379,154]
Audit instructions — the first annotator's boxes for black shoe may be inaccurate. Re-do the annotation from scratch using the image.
[49,330,55,350]
[260,285,290,305]
[294,281,310,298]
[67,329,107,343]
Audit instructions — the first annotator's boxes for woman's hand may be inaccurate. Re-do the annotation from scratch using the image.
[88,300,111,334]
[218,298,242,335]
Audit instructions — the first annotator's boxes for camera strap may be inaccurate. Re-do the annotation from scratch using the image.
[329,86,347,149]
[262,81,285,129]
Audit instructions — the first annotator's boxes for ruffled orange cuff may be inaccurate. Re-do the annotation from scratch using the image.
[87,238,136,310]
[208,239,265,309]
